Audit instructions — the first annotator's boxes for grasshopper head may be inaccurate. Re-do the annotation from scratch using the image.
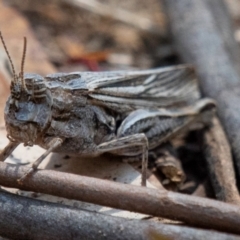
[5,74,52,146]
[1,32,52,146]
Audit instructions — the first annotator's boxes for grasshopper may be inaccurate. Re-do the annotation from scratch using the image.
[0,33,216,186]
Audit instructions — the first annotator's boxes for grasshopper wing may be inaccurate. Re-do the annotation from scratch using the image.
[84,65,201,113]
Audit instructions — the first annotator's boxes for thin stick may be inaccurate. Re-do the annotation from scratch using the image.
[0,161,240,234]
[203,117,240,204]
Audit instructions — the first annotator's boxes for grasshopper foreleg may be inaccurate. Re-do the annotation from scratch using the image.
[18,137,63,183]
[97,133,149,186]
[0,141,19,162]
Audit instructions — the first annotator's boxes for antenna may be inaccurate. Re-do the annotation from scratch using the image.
[0,31,17,82]
[20,37,27,91]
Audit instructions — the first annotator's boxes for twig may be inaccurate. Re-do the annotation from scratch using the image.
[203,117,240,204]
[1,190,239,240]
[163,0,240,178]
[63,0,164,37]
[0,161,240,234]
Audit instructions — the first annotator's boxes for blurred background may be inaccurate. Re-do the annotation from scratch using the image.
[0,0,239,75]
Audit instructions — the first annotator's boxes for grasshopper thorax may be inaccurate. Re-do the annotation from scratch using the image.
[25,74,49,102]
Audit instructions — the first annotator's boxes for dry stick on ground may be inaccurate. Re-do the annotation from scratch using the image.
[163,0,240,182]
[1,162,240,235]
[206,0,240,76]
[203,117,240,204]
[1,191,239,240]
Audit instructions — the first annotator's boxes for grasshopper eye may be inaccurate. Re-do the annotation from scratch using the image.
[10,81,21,100]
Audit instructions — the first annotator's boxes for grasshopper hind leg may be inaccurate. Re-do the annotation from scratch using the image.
[97,133,149,186]
[100,99,214,186]
[117,99,215,151]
